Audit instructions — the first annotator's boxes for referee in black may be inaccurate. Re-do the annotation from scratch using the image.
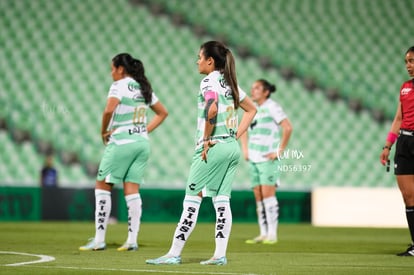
[381,46,414,256]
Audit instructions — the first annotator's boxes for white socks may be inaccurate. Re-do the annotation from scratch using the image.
[256,201,267,237]
[213,195,232,258]
[125,193,142,245]
[167,195,232,258]
[93,191,142,245]
[167,195,202,257]
[263,196,279,241]
[94,189,111,243]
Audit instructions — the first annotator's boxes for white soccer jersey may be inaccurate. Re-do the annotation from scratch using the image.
[248,98,287,163]
[106,76,158,145]
[195,70,246,149]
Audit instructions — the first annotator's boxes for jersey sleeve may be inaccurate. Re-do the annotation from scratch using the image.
[238,86,247,102]
[200,76,218,99]
[107,81,122,100]
[150,92,159,106]
[270,101,288,124]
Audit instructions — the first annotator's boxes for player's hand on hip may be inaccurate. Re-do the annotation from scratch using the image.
[201,140,216,162]
[101,129,116,145]
[265,149,282,161]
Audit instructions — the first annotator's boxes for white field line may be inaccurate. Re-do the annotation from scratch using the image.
[1,251,263,275]
[0,251,55,266]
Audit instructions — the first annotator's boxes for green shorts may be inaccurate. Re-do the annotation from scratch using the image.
[249,160,280,188]
[97,137,150,184]
[186,139,240,197]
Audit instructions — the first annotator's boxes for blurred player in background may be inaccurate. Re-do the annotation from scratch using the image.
[79,53,168,251]
[40,154,58,188]
[146,41,256,265]
[241,79,292,244]
[380,46,414,256]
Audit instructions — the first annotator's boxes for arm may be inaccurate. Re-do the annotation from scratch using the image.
[101,97,119,145]
[265,118,293,160]
[240,131,249,161]
[201,95,218,161]
[380,102,402,165]
[236,96,257,139]
[147,101,168,133]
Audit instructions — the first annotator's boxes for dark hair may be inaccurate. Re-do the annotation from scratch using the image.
[112,53,153,104]
[406,46,414,54]
[257,79,276,98]
[200,41,240,109]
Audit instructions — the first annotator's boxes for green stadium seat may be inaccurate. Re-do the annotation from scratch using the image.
[2,0,401,189]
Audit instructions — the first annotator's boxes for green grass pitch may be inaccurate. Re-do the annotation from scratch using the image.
[0,222,413,274]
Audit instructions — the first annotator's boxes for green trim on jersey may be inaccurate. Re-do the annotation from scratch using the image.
[195,71,245,148]
[250,127,272,136]
[107,77,158,143]
[248,98,287,163]
[120,96,146,106]
[249,143,269,152]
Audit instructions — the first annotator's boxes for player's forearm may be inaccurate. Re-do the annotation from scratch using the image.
[279,136,291,152]
[236,97,257,139]
[239,131,249,159]
[101,112,113,134]
[240,131,248,151]
[203,99,218,139]
[237,113,255,139]
[279,124,293,151]
[147,113,168,133]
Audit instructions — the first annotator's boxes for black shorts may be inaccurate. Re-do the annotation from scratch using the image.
[394,134,414,175]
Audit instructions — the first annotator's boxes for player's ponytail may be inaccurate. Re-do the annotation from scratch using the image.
[112,53,153,104]
[224,49,240,109]
[257,79,276,98]
[201,41,240,109]
[129,58,153,105]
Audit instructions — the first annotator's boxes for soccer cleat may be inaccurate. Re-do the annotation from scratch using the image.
[79,238,106,251]
[200,256,227,265]
[146,255,181,265]
[245,235,267,244]
[397,244,414,256]
[262,239,278,245]
[117,243,138,251]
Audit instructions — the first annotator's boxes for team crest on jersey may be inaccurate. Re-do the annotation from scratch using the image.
[128,81,140,92]
[225,89,233,98]
[401,87,412,95]
[219,77,226,88]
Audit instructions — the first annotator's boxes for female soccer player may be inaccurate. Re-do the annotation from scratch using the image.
[79,53,168,251]
[241,79,292,244]
[146,41,256,265]
[380,46,414,256]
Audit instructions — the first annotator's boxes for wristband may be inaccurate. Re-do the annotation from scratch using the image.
[386,132,398,145]
[382,145,391,150]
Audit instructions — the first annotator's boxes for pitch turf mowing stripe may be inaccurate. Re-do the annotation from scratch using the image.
[20,265,263,275]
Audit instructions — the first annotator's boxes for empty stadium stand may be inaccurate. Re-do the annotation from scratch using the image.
[0,0,401,189]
